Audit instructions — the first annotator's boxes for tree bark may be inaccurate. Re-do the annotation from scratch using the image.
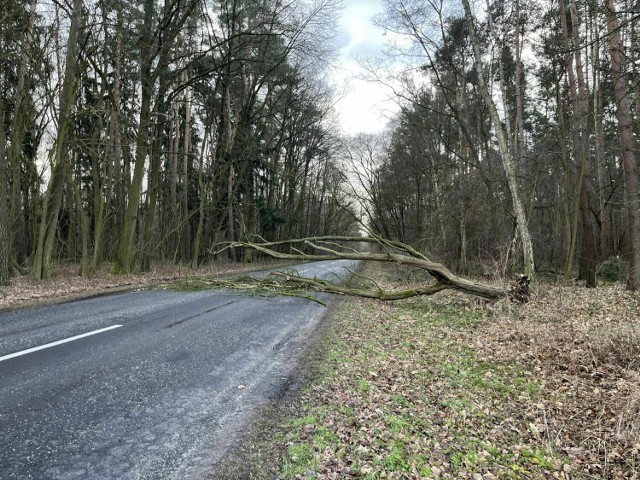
[558,0,595,285]
[140,95,165,272]
[69,157,90,276]
[109,6,125,261]
[191,125,211,269]
[513,0,525,175]
[168,98,179,256]
[181,84,192,261]
[0,97,9,285]
[141,40,171,272]
[569,0,596,287]
[227,164,236,257]
[458,209,467,274]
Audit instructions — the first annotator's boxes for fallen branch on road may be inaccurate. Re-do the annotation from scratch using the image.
[213,236,516,301]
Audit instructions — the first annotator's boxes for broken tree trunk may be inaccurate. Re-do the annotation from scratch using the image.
[214,236,509,301]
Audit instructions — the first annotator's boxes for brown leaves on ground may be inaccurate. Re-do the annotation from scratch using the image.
[477,282,640,479]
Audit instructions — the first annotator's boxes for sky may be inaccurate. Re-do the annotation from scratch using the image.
[332,0,397,135]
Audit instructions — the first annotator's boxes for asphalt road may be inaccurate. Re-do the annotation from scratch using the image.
[0,259,356,479]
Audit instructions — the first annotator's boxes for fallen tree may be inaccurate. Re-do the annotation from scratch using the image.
[213,236,522,301]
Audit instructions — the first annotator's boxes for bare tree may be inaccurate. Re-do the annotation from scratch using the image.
[113,0,201,274]
[461,0,534,278]
[32,0,84,280]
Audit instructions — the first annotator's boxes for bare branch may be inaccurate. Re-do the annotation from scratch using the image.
[212,237,508,300]
[271,272,447,300]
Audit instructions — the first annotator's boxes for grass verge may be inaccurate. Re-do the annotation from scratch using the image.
[276,293,561,479]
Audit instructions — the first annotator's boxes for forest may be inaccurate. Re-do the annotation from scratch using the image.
[0,0,638,290]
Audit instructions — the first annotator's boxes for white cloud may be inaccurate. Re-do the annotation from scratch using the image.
[332,0,397,134]
[334,77,393,134]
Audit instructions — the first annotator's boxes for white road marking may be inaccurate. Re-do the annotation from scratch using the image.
[0,325,123,363]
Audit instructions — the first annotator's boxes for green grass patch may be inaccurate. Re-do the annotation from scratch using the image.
[270,264,564,478]
[439,347,539,397]
[281,443,315,478]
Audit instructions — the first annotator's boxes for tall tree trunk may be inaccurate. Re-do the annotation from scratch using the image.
[0,97,9,285]
[91,147,109,274]
[462,0,535,278]
[8,0,37,267]
[88,105,108,275]
[592,15,612,258]
[111,7,126,259]
[559,12,581,280]
[113,0,154,274]
[192,126,211,269]
[604,0,640,290]
[556,83,576,275]
[569,0,596,287]
[140,97,165,272]
[141,40,171,272]
[558,0,595,285]
[95,4,123,270]
[227,164,236,260]
[69,158,89,276]
[32,0,83,280]
[168,99,179,256]
[181,84,192,261]
[513,0,525,174]
[458,209,467,274]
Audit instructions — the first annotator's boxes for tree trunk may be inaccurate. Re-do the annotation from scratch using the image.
[95,5,123,270]
[69,158,90,276]
[110,7,126,260]
[0,97,9,285]
[227,164,236,260]
[191,126,211,269]
[113,0,154,274]
[8,0,37,268]
[604,0,640,290]
[558,0,595,285]
[513,0,525,174]
[141,42,171,272]
[556,84,575,276]
[32,0,83,280]
[462,0,535,278]
[593,22,612,258]
[569,0,596,287]
[168,99,179,257]
[558,6,580,279]
[458,209,467,274]
[140,98,164,272]
[181,85,192,261]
